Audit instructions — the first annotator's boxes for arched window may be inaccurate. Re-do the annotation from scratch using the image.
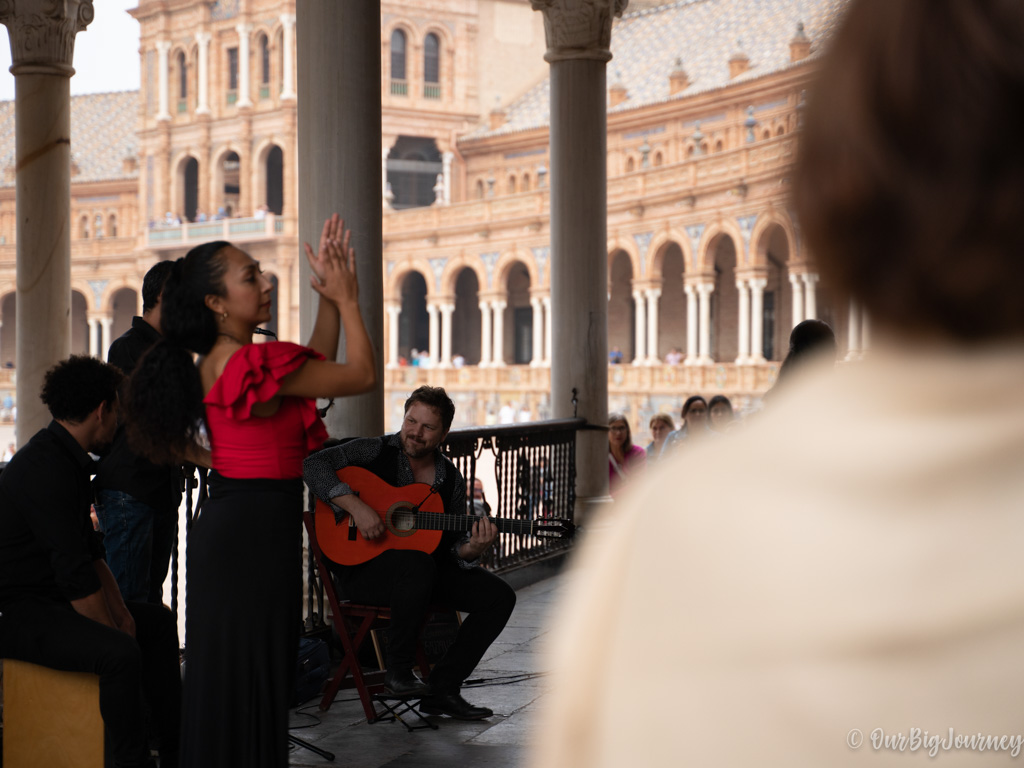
[653,151,664,167]
[475,179,485,200]
[522,173,531,192]
[687,145,695,158]
[762,129,771,141]
[177,51,187,104]
[390,29,407,95]
[776,125,786,137]
[714,139,724,153]
[508,174,517,194]
[108,214,118,238]
[259,33,270,97]
[626,157,635,173]
[424,33,440,98]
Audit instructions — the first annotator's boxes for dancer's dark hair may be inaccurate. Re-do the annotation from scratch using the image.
[125,241,231,463]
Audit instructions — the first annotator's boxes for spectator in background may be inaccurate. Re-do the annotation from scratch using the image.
[663,395,709,453]
[608,346,623,365]
[707,395,735,434]
[607,412,645,497]
[645,413,674,460]
[764,319,837,403]
[664,347,684,365]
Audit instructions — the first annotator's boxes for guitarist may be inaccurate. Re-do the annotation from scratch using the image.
[303,386,516,720]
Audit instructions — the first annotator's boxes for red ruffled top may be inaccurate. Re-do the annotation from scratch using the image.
[203,341,329,479]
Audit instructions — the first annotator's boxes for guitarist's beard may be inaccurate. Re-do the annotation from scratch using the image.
[400,433,436,460]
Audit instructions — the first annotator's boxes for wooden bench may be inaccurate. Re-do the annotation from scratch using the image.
[2,659,104,768]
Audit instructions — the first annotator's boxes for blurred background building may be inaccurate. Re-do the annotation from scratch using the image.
[0,0,853,437]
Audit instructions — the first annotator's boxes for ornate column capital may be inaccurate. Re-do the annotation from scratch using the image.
[1,0,94,76]
[530,0,628,63]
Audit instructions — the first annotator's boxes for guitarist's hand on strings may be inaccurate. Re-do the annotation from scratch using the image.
[336,495,386,541]
[458,516,499,562]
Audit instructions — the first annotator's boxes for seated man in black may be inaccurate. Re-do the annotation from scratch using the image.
[303,385,516,720]
[0,356,181,768]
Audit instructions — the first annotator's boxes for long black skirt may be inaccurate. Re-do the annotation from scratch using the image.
[180,473,303,768]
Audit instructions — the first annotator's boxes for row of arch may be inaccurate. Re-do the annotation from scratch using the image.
[77,213,120,240]
[385,212,799,299]
[165,142,284,223]
[168,25,288,114]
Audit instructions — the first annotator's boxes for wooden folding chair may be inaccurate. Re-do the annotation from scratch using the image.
[302,506,436,725]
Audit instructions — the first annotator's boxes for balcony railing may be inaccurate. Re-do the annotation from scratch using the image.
[423,83,441,100]
[390,79,408,96]
[145,214,289,249]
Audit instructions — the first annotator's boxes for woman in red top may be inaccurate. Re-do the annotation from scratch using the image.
[126,215,375,767]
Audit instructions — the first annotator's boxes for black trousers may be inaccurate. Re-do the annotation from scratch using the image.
[0,597,181,768]
[331,549,516,695]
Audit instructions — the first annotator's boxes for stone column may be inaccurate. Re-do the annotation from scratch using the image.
[279,13,296,100]
[236,23,253,108]
[439,302,454,367]
[100,316,113,357]
[684,283,698,365]
[1,0,93,439]
[386,303,400,368]
[479,299,492,367]
[441,151,453,205]
[381,146,390,208]
[156,39,171,120]
[530,296,544,366]
[534,0,626,517]
[645,288,660,364]
[87,317,100,357]
[697,282,714,363]
[195,32,211,114]
[491,300,506,366]
[631,288,646,365]
[789,272,805,327]
[298,2,384,437]
[542,295,552,365]
[735,278,750,364]
[802,272,818,321]
[749,277,766,363]
[427,302,440,368]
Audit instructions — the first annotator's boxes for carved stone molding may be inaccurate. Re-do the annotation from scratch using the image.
[0,0,94,75]
[531,0,628,62]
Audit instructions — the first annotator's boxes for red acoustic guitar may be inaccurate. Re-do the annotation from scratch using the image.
[313,466,575,566]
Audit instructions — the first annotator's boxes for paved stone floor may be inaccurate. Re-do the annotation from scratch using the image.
[287,575,564,768]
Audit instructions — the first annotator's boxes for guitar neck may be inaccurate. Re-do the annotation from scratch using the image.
[408,511,534,536]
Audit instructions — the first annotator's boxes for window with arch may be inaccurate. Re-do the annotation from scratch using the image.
[508,174,517,194]
[653,151,664,167]
[687,144,695,158]
[475,179,485,200]
[522,173,531,192]
[714,139,724,153]
[79,215,89,239]
[227,47,239,104]
[626,156,635,172]
[108,214,118,238]
[424,33,441,99]
[762,128,771,141]
[259,33,271,99]
[776,125,786,137]
[390,29,407,95]
[177,51,187,112]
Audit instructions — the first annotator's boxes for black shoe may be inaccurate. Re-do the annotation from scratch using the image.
[418,693,493,720]
[383,669,431,698]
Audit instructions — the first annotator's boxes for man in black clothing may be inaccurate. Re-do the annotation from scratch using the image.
[94,260,182,602]
[0,356,181,768]
[303,386,515,721]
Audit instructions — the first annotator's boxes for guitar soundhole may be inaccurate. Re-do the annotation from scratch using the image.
[386,502,417,537]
